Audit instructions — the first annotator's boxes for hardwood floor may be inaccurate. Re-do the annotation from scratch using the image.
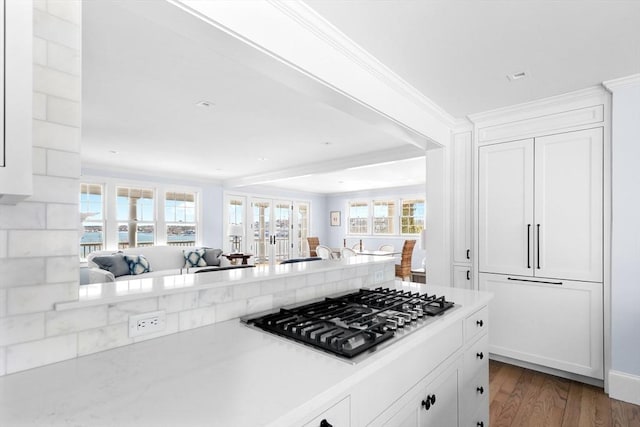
[489,360,640,427]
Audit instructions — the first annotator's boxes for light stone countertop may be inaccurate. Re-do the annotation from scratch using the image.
[1,282,492,426]
[58,256,394,311]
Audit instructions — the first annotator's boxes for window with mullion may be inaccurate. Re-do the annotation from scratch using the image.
[348,201,370,235]
[372,200,395,235]
[400,198,425,235]
[79,183,105,260]
[165,191,197,246]
[116,186,155,248]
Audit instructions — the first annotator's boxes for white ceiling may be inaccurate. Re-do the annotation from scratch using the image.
[82,1,640,194]
[305,0,640,118]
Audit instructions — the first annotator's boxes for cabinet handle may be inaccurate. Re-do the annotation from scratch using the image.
[466,270,471,280]
[507,277,562,286]
[477,422,485,427]
[476,352,484,360]
[476,319,484,327]
[527,224,531,269]
[477,386,484,394]
[421,394,436,411]
[537,224,541,269]
[466,249,470,260]
[320,420,333,427]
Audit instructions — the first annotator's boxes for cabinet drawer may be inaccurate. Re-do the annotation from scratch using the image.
[464,334,489,381]
[466,401,490,427]
[462,368,489,417]
[465,306,488,343]
[303,396,350,427]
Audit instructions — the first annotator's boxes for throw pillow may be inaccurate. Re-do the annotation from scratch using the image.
[92,253,130,277]
[183,248,207,267]
[124,254,152,275]
[203,248,223,266]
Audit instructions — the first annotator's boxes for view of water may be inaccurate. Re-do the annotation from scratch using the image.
[81,232,194,244]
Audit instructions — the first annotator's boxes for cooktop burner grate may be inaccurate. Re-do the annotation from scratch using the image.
[246,287,455,359]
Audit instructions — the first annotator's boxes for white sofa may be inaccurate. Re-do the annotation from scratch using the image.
[86,246,233,284]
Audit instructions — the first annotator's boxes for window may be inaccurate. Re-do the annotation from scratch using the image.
[165,191,197,246]
[372,200,395,234]
[401,198,425,235]
[79,183,104,260]
[348,201,369,234]
[116,186,155,248]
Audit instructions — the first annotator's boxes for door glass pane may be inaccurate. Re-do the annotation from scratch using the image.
[252,200,270,263]
[296,202,309,257]
[274,202,291,261]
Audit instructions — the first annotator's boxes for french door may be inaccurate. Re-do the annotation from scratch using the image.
[250,198,292,264]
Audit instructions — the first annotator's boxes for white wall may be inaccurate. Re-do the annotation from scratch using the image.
[610,79,640,379]
[326,184,426,269]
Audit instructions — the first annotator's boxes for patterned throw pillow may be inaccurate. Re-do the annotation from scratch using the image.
[123,254,151,275]
[184,248,207,267]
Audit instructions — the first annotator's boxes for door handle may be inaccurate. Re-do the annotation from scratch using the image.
[466,270,470,280]
[507,277,562,286]
[466,249,470,260]
[527,224,531,269]
[536,224,541,269]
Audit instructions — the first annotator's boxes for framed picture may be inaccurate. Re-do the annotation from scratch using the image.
[330,211,341,227]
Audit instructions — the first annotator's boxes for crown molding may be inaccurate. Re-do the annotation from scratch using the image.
[268,0,456,127]
[468,85,608,128]
[603,73,640,91]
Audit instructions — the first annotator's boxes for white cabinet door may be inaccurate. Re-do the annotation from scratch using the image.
[478,139,534,276]
[479,272,603,379]
[534,128,603,282]
[452,131,472,264]
[452,265,472,290]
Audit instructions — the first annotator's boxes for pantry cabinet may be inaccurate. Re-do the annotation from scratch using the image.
[451,131,473,289]
[478,127,603,283]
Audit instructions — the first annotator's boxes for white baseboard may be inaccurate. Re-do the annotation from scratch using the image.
[609,370,640,405]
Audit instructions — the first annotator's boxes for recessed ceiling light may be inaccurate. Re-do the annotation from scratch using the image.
[258,157,268,161]
[196,100,215,108]
[109,150,119,154]
[321,141,332,146]
[507,71,527,81]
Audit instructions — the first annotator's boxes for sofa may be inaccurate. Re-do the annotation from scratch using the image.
[86,245,237,284]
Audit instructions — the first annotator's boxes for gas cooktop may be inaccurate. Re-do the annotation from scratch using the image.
[245,287,456,361]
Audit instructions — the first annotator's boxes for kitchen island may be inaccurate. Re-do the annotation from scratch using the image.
[0,281,491,426]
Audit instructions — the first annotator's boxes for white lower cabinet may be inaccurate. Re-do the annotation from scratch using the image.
[303,396,350,427]
[369,358,461,427]
[452,265,472,290]
[480,272,603,379]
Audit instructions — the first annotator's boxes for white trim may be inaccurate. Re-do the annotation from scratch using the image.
[609,370,640,405]
[603,73,640,91]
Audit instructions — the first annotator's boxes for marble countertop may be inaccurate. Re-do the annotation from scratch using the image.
[59,256,394,311]
[0,282,492,426]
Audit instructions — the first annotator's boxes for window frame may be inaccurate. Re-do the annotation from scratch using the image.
[344,195,425,237]
[79,183,105,260]
[347,200,371,235]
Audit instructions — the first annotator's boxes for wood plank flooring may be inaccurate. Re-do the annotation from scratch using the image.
[489,360,640,427]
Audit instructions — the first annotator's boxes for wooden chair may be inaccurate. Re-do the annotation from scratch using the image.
[395,240,416,281]
[307,237,320,257]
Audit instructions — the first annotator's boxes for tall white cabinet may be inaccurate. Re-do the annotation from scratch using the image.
[451,130,473,290]
[472,90,608,382]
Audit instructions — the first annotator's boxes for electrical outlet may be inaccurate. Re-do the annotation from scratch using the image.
[374,270,384,284]
[129,310,166,337]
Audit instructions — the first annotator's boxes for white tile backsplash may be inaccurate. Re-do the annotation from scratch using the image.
[215,300,247,323]
[32,147,47,175]
[246,294,274,315]
[47,42,81,75]
[159,292,199,313]
[8,230,77,257]
[6,334,77,374]
[0,347,5,376]
[31,175,79,204]
[47,97,81,127]
[33,65,80,101]
[33,36,47,66]
[46,306,108,335]
[0,258,47,288]
[46,203,79,230]
[33,119,81,151]
[77,323,130,357]
[0,203,46,229]
[0,290,6,317]
[199,286,232,306]
[7,282,77,315]
[33,9,81,50]
[232,282,261,300]
[107,299,159,325]
[0,231,7,259]
[33,92,47,120]
[47,0,83,26]
[0,313,45,346]
[46,149,81,178]
[179,306,216,331]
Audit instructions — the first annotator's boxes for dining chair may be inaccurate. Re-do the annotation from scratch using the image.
[395,240,416,281]
[315,245,333,260]
[307,237,320,257]
[379,244,394,252]
[352,243,363,251]
[340,247,356,258]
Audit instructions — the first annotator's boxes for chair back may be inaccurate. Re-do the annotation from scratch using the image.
[316,245,332,260]
[379,244,394,252]
[352,243,363,251]
[396,240,416,278]
[307,237,320,257]
[340,247,356,258]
